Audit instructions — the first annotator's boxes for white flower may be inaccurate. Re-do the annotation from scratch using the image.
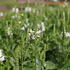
[65,32,70,37]
[21,26,25,31]
[37,24,41,29]
[24,24,28,28]
[16,8,19,13]
[24,7,32,12]
[0,12,3,17]
[41,22,45,32]
[7,27,13,36]
[21,23,29,31]
[36,30,42,34]
[0,49,3,57]
[28,33,35,40]
[61,32,70,37]
[12,8,15,12]
[0,56,6,62]
[12,14,18,19]
[0,49,6,62]
[12,8,19,13]
[36,30,42,38]
[44,63,47,67]
[37,22,45,32]
[30,29,35,33]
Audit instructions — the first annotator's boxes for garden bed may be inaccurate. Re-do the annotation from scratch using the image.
[0,3,70,70]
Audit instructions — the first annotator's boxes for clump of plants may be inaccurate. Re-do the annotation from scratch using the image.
[0,3,70,70]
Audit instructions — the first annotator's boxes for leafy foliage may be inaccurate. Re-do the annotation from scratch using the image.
[0,3,70,70]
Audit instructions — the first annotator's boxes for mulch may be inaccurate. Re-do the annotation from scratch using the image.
[29,1,70,5]
[0,6,11,11]
[0,1,70,11]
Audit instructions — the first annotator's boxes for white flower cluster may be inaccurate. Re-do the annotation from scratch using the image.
[21,23,29,31]
[0,49,6,62]
[28,29,35,40]
[0,12,4,17]
[11,8,19,19]
[12,14,18,19]
[24,7,32,12]
[61,32,70,37]
[12,8,19,13]
[37,22,45,32]
[11,7,35,13]
[28,22,45,40]
[21,20,45,40]
[7,27,13,37]
[21,18,29,31]
[65,32,70,37]
[41,22,45,32]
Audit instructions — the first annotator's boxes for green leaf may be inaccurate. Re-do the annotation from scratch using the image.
[45,61,57,69]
